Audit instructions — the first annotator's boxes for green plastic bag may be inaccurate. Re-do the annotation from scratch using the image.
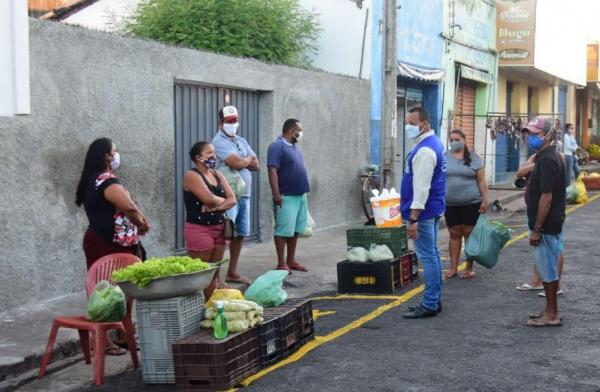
[85,280,126,322]
[464,215,511,269]
[218,165,246,200]
[244,270,288,308]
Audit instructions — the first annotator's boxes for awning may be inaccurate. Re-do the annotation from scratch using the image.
[397,62,446,82]
[460,64,493,84]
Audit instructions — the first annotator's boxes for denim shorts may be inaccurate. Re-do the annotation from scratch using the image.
[227,196,250,237]
[533,233,561,283]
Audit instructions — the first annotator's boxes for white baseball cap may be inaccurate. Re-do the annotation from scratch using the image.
[222,106,238,122]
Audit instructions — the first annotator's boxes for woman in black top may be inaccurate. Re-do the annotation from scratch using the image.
[76,138,149,268]
[184,142,236,296]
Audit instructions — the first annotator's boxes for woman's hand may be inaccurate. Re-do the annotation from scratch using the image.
[138,218,150,235]
[479,199,488,213]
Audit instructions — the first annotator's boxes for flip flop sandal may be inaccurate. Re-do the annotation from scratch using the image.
[528,312,563,320]
[288,262,308,272]
[538,290,564,297]
[225,277,252,285]
[444,272,458,279]
[105,347,127,356]
[516,283,544,291]
[276,265,291,274]
[459,271,476,279]
[526,318,562,327]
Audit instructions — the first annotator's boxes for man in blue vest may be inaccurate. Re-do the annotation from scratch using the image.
[401,107,446,318]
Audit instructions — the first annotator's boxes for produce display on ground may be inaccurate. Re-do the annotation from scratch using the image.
[588,144,600,160]
[112,256,211,288]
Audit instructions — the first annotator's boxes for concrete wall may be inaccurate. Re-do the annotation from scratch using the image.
[0,20,370,310]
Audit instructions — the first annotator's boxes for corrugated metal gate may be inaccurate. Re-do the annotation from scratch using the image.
[174,82,260,249]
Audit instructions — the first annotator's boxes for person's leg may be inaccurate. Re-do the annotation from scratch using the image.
[460,224,476,277]
[288,194,308,271]
[433,217,443,301]
[413,218,440,311]
[446,225,462,278]
[573,158,581,179]
[227,197,250,283]
[274,236,288,268]
[565,155,574,186]
[529,234,561,325]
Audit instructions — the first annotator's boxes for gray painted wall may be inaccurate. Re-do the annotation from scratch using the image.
[0,20,370,310]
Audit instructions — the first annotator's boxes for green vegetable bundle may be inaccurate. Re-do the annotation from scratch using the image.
[112,256,211,288]
[86,280,126,322]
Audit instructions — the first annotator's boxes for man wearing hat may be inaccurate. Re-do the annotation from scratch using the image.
[212,105,259,285]
[522,117,566,327]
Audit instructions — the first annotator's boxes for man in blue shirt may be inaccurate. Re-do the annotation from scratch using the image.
[267,118,310,272]
[212,106,259,285]
[401,107,446,318]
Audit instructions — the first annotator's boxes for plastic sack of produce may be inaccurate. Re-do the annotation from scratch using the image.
[205,288,244,309]
[346,247,369,262]
[244,270,288,307]
[464,215,511,269]
[368,244,394,262]
[298,212,316,238]
[85,280,126,322]
[570,174,588,204]
[217,165,246,200]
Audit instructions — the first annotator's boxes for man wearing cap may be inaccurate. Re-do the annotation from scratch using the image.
[523,117,566,327]
[211,105,259,285]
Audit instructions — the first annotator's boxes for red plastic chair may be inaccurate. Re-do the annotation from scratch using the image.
[38,253,141,385]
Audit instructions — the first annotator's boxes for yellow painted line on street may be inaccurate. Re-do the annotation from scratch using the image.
[312,309,337,321]
[240,286,423,387]
[311,294,402,301]
[239,193,600,388]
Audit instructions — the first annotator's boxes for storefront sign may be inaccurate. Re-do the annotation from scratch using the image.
[497,0,536,65]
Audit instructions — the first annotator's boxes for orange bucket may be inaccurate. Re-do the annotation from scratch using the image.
[371,197,402,228]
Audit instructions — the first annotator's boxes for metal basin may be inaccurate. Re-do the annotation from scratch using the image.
[117,266,219,300]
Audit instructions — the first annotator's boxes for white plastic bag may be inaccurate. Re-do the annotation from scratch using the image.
[346,247,370,262]
[368,244,394,262]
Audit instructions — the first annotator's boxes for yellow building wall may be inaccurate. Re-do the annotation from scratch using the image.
[497,72,507,112]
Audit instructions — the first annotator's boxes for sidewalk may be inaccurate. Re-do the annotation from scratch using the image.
[0,188,524,391]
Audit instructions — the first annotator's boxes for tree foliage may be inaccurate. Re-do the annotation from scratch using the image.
[124,0,320,66]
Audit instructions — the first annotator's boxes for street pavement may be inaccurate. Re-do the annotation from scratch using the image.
[12,192,600,392]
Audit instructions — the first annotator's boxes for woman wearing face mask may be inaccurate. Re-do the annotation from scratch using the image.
[443,129,488,279]
[184,141,237,296]
[76,138,150,270]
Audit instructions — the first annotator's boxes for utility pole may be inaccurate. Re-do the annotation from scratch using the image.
[381,0,397,189]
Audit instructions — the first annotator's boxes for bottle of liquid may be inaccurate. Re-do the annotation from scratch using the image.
[213,301,228,339]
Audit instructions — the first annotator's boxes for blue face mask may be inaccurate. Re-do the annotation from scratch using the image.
[528,134,543,151]
[405,124,421,139]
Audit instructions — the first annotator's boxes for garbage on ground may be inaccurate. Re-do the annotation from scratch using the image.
[201,299,264,332]
[370,188,402,228]
[464,215,511,269]
[85,280,126,322]
[244,270,289,307]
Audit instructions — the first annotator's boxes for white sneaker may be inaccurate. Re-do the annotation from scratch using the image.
[538,290,564,297]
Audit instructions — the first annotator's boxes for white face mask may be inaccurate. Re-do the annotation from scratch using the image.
[223,122,239,136]
[297,131,303,141]
[111,152,120,171]
[405,124,421,139]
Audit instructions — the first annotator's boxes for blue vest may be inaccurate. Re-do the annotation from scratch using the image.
[400,134,446,221]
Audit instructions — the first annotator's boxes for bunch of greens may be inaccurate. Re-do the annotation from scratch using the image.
[112,256,211,288]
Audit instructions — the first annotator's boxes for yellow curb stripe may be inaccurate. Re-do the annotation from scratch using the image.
[239,193,600,388]
[312,310,337,321]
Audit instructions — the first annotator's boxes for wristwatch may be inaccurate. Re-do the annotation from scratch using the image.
[409,218,418,224]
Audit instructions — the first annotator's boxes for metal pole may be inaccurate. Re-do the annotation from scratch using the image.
[381,0,397,189]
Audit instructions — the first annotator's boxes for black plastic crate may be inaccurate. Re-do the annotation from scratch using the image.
[281,332,315,359]
[262,307,299,350]
[173,328,261,391]
[402,250,420,282]
[257,313,284,366]
[337,258,401,294]
[278,299,314,338]
[346,226,408,258]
